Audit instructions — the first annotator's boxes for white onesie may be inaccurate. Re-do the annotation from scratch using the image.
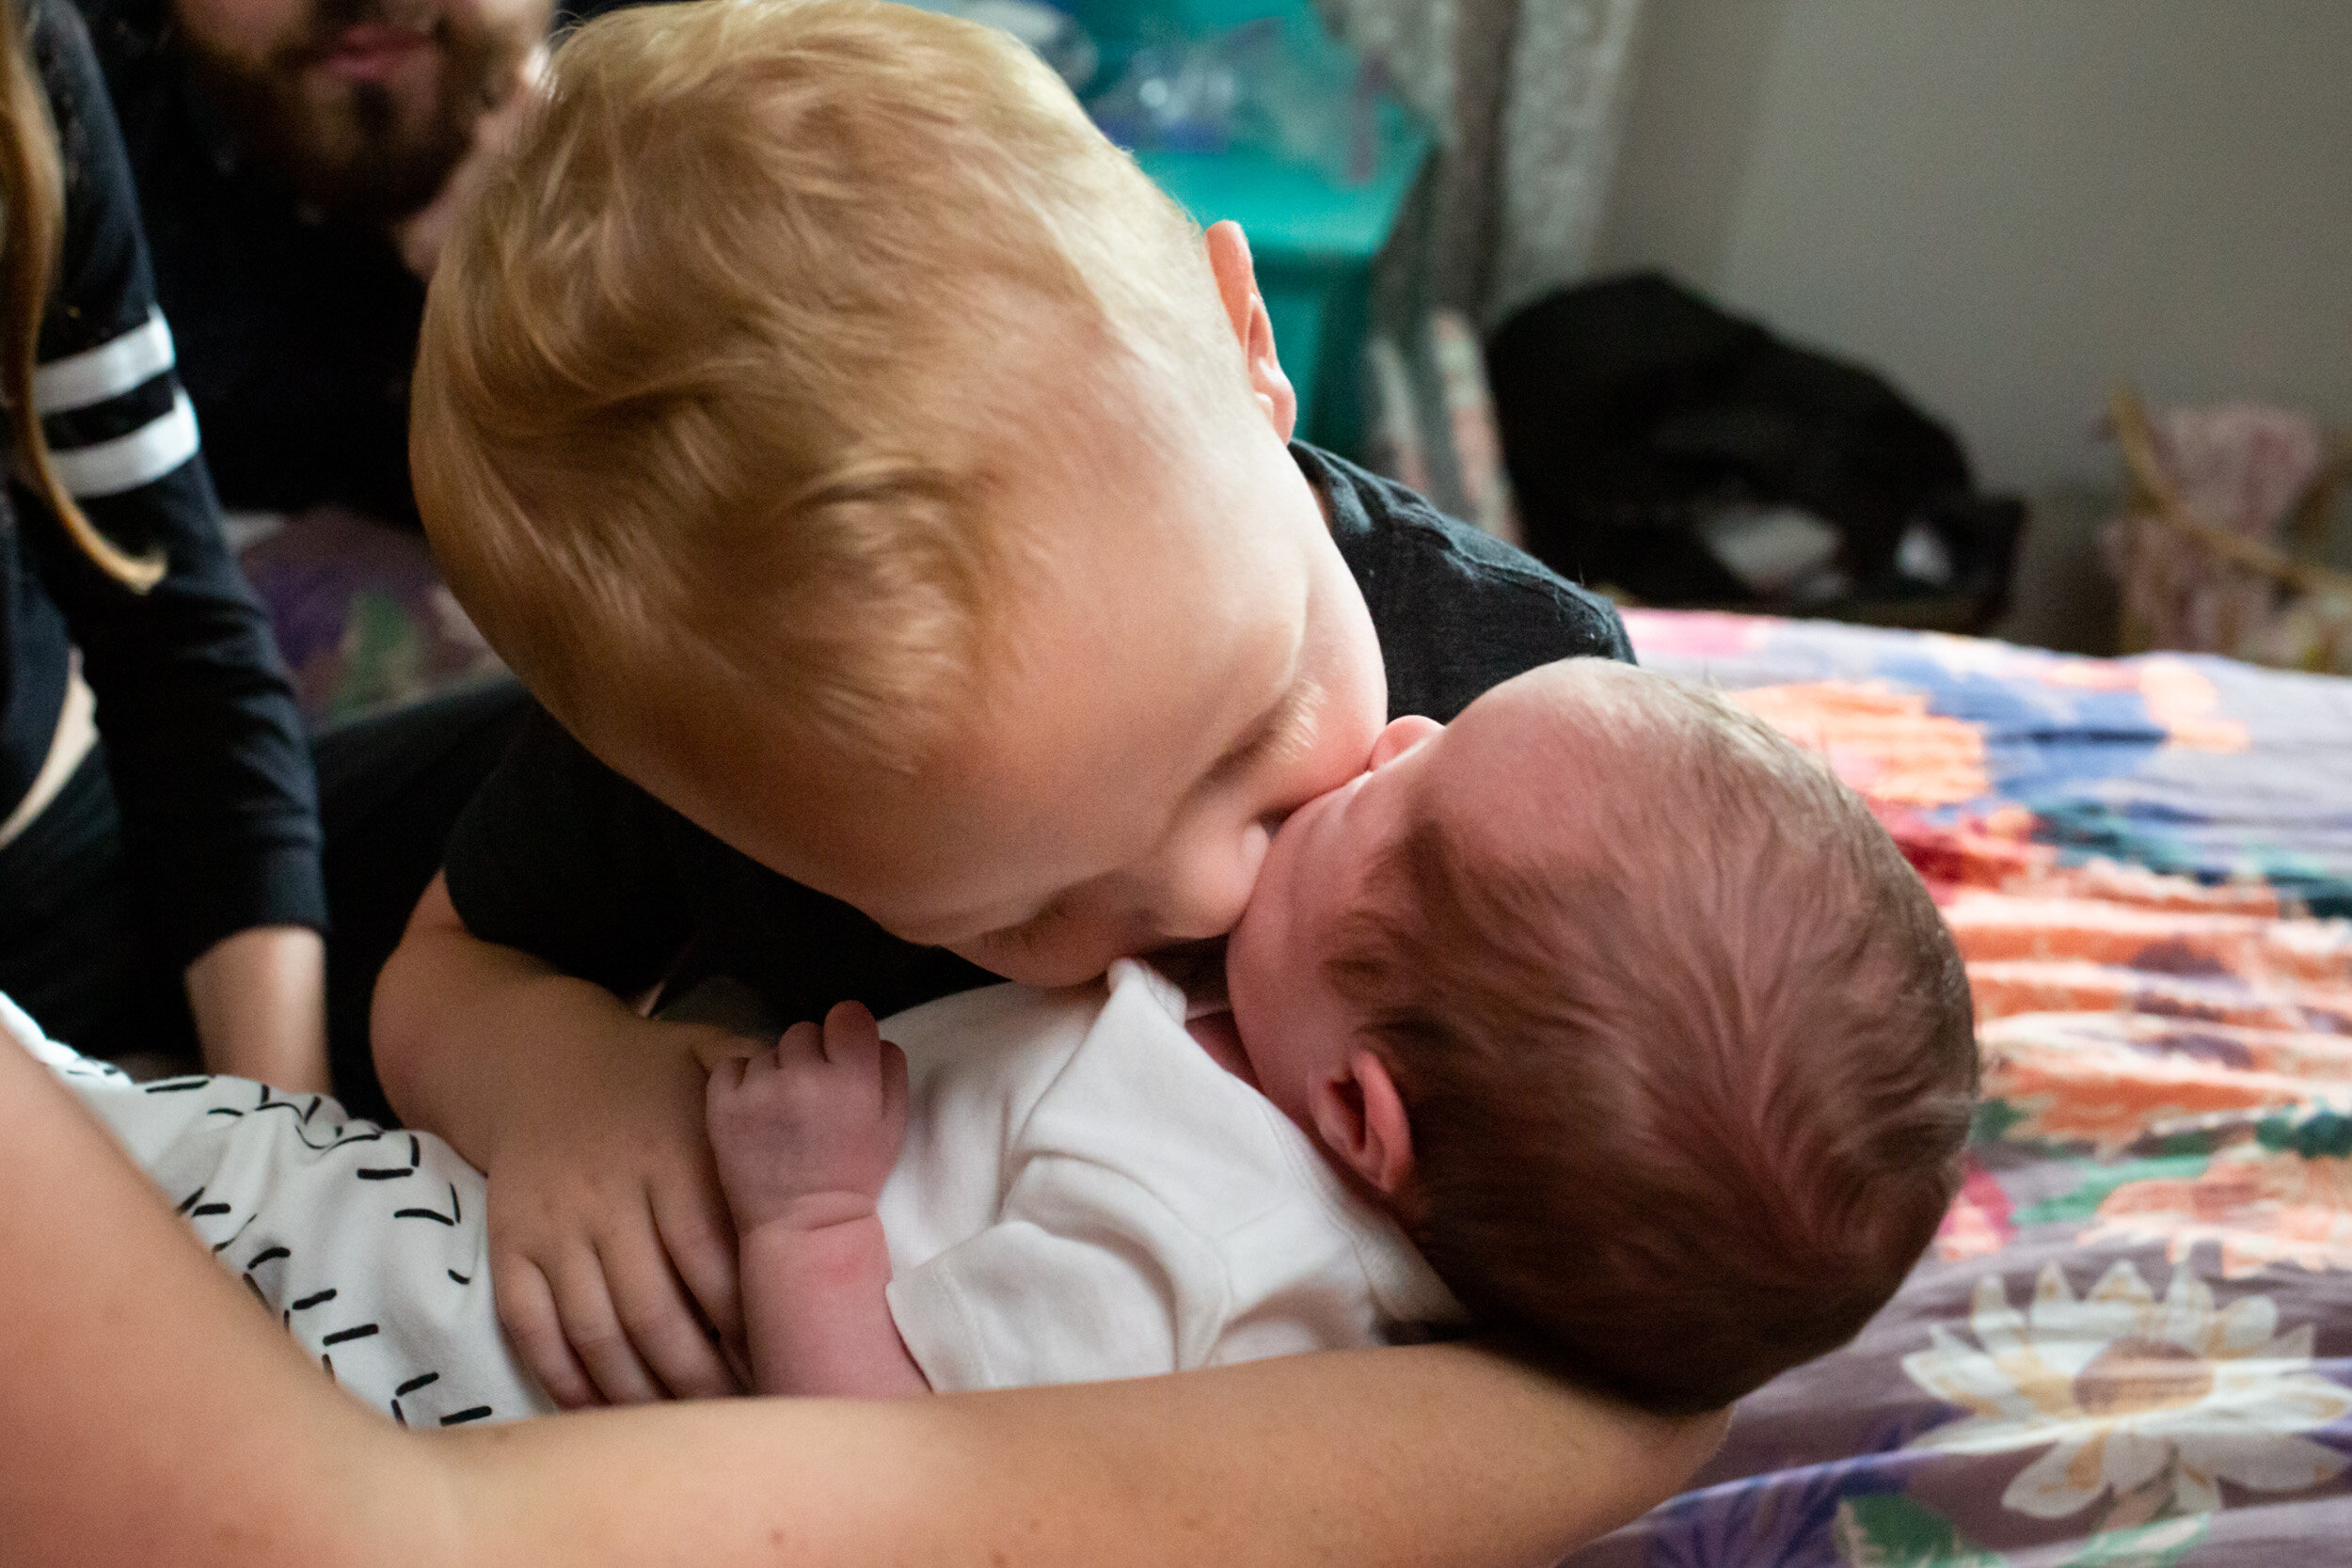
[877,958,1461,1387]
[10,958,1457,1418]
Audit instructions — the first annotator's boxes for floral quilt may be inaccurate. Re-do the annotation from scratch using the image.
[1566,611,2352,1568]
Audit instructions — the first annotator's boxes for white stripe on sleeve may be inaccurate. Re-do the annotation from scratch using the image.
[31,307,177,415]
[47,388,200,498]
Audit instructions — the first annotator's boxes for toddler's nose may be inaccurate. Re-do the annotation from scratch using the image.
[1146,820,1270,945]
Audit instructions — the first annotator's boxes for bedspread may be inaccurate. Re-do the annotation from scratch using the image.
[1566,611,2352,1568]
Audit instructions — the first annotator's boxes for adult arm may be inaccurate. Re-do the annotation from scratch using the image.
[0,1017,1723,1568]
[24,0,326,1083]
[183,925,328,1092]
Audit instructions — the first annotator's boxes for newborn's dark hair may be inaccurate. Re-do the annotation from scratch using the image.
[1329,662,1976,1414]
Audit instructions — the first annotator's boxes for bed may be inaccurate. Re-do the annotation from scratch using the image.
[1570,610,2352,1568]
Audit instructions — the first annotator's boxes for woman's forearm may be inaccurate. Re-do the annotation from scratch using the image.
[440,1345,1721,1568]
[0,1019,453,1568]
[1,1029,1721,1568]
[183,924,329,1090]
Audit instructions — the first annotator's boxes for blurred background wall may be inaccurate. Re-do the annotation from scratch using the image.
[1592,1,2352,644]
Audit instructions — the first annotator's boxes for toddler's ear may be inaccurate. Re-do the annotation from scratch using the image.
[1204,220,1297,441]
[1311,1051,1415,1196]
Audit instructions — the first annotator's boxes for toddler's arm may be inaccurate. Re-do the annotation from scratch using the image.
[373,873,749,1407]
[707,1002,928,1397]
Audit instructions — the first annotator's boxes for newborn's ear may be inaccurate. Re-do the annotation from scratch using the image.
[1311,1051,1414,1196]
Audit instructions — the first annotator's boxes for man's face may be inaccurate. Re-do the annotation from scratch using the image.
[174,0,545,220]
[654,390,1390,989]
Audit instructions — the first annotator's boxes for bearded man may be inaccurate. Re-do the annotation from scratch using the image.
[76,0,561,525]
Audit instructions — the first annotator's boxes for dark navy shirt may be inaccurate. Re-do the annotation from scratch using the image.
[1,0,322,964]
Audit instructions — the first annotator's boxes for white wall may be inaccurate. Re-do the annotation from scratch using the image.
[1595,0,2352,498]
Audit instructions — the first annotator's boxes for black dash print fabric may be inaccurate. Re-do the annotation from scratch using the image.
[7,996,553,1426]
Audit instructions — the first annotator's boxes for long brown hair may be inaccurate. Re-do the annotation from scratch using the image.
[0,0,160,590]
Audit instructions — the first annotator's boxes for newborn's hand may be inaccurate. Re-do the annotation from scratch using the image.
[707,1002,909,1235]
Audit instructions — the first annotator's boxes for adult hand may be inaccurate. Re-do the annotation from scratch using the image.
[483,1014,747,1407]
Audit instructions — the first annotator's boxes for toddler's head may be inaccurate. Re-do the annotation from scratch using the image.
[412,0,1396,986]
[1226,660,1976,1414]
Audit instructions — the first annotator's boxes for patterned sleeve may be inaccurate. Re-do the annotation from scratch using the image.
[19,0,324,964]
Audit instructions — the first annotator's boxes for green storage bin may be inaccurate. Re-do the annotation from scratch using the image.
[1074,0,1430,456]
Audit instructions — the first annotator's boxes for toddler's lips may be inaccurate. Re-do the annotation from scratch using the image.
[313,24,435,82]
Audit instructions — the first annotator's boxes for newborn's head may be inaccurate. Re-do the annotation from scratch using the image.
[1226,659,1976,1414]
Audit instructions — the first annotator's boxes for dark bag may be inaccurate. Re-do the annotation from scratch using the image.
[1487,273,2018,616]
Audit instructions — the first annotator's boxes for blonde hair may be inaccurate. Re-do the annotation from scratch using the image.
[413,0,1242,776]
[0,0,162,591]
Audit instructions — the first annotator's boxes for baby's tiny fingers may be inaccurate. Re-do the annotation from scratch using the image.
[739,1041,788,1085]
[704,1053,748,1108]
[776,1019,826,1065]
[821,999,880,1067]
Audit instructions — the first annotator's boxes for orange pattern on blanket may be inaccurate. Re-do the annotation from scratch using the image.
[2039,655,2250,753]
[1715,677,2336,1284]
[2086,1146,2352,1277]
[1933,1159,2015,1262]
[1730,682,1990,806]
[1946,896,2352,984]
[1883,807,2284,914]
[1967,961,2352,1034]
[1899,825,2352,1164]
[1974,1014,2352,1155]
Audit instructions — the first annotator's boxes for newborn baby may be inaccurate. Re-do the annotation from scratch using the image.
[19,659,1972,1419]
[708,658,1979,1413]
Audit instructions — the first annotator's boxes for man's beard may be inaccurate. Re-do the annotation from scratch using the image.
[183,0,529,225]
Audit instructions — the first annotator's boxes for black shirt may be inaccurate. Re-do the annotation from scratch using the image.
[1,0,322,963]
[72,0,426,525]
[443,446,1630,1033]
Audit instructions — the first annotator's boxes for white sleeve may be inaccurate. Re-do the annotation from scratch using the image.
[885,1152,1231,1391]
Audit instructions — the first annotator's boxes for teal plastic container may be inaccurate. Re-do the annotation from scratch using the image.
[1074,0,1429,456]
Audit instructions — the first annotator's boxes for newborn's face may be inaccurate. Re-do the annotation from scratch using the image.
[1223,657,1623,1122]
[1222,711,1444,1120]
